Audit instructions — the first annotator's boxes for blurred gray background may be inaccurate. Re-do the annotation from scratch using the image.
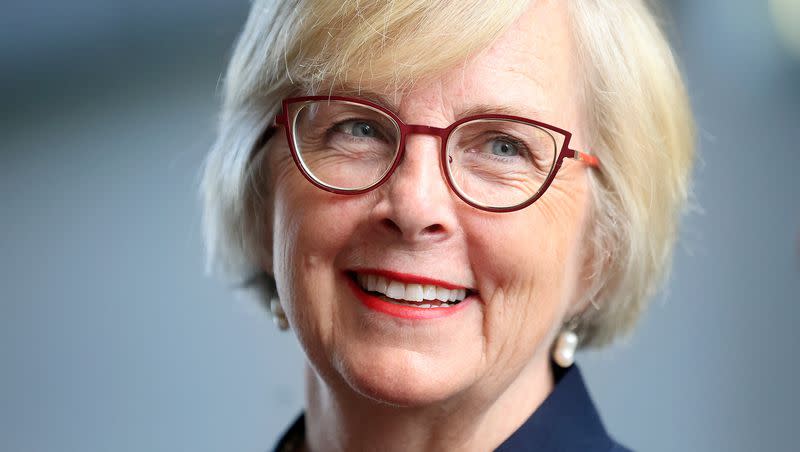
[1,1,798,451]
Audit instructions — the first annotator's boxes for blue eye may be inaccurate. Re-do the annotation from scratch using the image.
[491,140,519,157]
[338,120,378,138]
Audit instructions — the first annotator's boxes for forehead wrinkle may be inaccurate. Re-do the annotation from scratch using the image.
[505,60,548,92]
[317,85,402,112]
[447,62,553,121]
[456,103,551,122]
[448,48,553,121]
[323,65,556,125]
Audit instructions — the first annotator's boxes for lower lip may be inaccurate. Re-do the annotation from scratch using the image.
[345,275,472,320]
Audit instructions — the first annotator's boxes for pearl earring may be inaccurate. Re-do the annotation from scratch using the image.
[552,330,578,368]
[270,297,289,331]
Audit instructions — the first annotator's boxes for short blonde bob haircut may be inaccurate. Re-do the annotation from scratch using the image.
[201,0,694,348]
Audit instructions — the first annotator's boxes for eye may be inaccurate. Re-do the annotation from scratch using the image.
[336,120,380,138]
[490,139,519,157]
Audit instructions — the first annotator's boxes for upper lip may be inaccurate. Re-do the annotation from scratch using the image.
[349,268,473,291]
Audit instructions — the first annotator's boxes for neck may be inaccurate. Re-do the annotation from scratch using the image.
[304,355,555,452]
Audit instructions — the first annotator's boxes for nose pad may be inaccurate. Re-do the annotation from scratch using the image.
[372,134,456,242]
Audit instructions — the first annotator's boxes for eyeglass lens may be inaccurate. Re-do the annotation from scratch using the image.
[290,100,559,209]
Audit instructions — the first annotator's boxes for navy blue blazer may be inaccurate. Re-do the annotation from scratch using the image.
[273,364,632,451]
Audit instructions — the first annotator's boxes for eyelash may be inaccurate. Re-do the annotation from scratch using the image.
[322,121,543,166]
[328,118,387,139]
[491,134,528,153]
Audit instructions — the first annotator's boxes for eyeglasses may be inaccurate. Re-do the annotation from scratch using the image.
[271,96,599,213]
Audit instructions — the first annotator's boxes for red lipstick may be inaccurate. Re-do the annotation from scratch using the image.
[344,272,472,320]
[351,268,469,290]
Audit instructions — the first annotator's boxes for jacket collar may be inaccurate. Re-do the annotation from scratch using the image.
[495,363,624,451]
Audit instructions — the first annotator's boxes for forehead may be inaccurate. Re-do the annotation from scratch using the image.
[340,1,579,123]
[455,2,575,102]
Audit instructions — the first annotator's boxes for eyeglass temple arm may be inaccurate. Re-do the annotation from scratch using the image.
[566,149,600,168]
[248,115,286,156]
[248,114,288,155]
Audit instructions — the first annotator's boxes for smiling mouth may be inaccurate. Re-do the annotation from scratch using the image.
[346,271,475,309]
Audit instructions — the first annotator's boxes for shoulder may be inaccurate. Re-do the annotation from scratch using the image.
[495,364,634,452]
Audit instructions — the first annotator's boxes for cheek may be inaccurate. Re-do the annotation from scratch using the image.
[464,176,589,353]
[271,145,346,267]
[270,164,354,328]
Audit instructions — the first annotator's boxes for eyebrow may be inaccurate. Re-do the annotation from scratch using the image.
[457,104,549,121]
[328,88,549,122]
[325,87,401,112]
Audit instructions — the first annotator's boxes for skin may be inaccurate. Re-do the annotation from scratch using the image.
[263,2,594,451]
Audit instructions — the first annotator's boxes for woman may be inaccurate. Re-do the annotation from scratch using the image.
[201,0,694,450]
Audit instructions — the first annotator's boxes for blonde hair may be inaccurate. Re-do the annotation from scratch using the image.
[201,0,695,348]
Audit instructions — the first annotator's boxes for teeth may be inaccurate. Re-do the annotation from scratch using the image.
[406,284,424,302]
[375,276,389,294]
[355,273,469,304]
[386,280,406,299]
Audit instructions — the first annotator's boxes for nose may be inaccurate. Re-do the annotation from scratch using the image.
[371,134,457,243]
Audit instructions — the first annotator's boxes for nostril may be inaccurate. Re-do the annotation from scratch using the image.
[422,224,445,235]
[379,217,446,239]
[380,218,402,234]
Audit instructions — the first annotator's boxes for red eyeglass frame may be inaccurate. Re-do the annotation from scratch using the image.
[265,95,599,213]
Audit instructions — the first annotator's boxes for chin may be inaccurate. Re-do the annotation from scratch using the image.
[332,345,472,407]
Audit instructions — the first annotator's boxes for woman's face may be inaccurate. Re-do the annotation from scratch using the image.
[266,2,592,406]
